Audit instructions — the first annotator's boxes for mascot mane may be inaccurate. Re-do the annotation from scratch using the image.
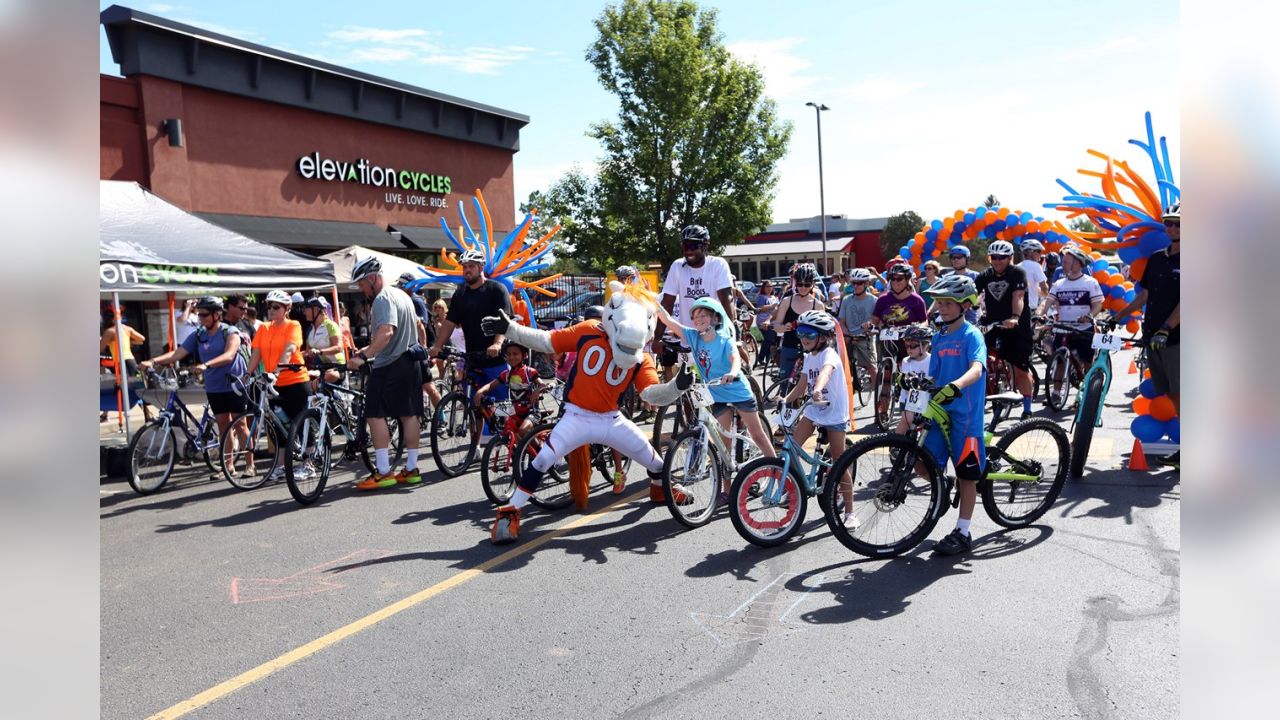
[602,281,657,371]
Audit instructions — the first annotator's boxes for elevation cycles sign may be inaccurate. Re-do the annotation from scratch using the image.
[296,152,451,208]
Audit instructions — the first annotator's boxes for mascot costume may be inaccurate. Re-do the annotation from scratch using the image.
[481,281,693,544]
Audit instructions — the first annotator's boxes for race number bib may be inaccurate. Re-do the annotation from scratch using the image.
[690,385,714,409]
[904,388,931,414]
[1091,332,1123,351]
[880,326,904,341]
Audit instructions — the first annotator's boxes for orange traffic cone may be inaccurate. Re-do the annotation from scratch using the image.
[1128,438,1149,471]
[1127,357,1138,374]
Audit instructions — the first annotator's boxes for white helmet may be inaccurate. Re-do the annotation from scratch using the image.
[265,289,291,305]
[987,240,1015,257]
[350,255,383,285]
[796,309,837,335]
[1020,239,1044,253]
[847,268,876,283]
[458,248,486,265]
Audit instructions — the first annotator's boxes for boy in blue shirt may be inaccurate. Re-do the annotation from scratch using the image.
[921,274,988,556]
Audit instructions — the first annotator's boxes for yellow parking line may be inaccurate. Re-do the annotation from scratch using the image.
[147,488,651,720]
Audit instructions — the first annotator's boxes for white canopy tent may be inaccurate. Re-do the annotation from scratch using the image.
[320,245,456,294]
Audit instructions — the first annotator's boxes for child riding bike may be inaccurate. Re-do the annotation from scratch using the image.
[473,342,542,438]
[894,325,934,435]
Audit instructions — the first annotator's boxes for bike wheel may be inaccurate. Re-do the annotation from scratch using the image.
[729,456,807,547]
[874,359,898,428]
[480,434,516,506]
[517,422,572,510]
[855,366,873,408]
[662,428,723,529]
[285,408,331,505]
[127,420,176,494]
[197,416,219,473]
[220,412,276,489]
[429,392,477,478]
[592,443,632,484]
[742,334,759,369]
[732,409,773,466]
[1044,350,1073,411]
[822,433,946,558]
[650,398,693,451]
[1070,373,1105,478]
[983,418,1069,527]
[358,416,404,474]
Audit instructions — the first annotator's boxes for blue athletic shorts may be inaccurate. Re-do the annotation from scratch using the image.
[923,411,986,481]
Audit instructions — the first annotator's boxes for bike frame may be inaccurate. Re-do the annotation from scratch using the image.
[760,401,832,505]
[144,387,217,461]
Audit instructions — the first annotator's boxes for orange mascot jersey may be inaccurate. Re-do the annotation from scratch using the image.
[550,320,658,412]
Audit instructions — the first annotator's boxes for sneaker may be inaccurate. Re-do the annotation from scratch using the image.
[932,527,972,556]
[395,467,423,485]
[1020,409,1033,420]
[1157,451,1179,470]
[295,465,316,480]
[842,511,859,529]
[492,505,521,545]
[612,469,626,495]
[355,472,398,491]
[266,466,286,482]
[669,484,696,506]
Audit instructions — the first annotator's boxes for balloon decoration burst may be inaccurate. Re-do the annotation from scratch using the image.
[402,189,564,320]
[898,206,1076,269]
[1047,111,1180,283]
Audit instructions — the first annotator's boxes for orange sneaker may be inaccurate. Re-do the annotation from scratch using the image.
[649,483,665,503]
[612,469,626,494]
[355,472,397,491]
[492,506,521,545]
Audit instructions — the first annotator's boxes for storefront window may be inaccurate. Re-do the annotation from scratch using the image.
[760,260,777,279]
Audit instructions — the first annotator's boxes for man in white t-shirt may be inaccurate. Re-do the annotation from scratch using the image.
[1039,246,1104,366]
[655,224,734,354]
[174,298,200,346]
[1018,239,1050,311]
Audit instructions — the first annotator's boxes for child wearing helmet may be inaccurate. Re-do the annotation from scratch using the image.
[894,325,933,435]
[473,342,542,437]
[780,309,854,525]
[920,274,988,556]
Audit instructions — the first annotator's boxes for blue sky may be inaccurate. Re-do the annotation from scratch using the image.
[100,0,1179,228]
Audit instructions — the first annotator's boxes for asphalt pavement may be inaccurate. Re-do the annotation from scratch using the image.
[100,345,1179,720]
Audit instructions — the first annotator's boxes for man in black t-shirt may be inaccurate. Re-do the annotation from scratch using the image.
[1115,203,1180,468]
[428,250,513,405]
[977,240,1036,417]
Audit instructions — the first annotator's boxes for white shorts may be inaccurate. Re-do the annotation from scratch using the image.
[531,404,664,475]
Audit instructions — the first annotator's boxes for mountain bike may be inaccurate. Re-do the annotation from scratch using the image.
[1053,323,1141,478]
[822,374,1070,558]
[1042,321,1108,412]
[127,368,220,495]
[728,397,840,547]
[661,375,773,529]
[509,405,635,511]
[872,326,906,429]
[430,347,501,477]
[737,308,760,368]
[977,321,1041,425]
[843,333,875,409]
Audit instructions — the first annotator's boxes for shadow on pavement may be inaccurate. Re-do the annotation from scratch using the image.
[1054,466,1179,525]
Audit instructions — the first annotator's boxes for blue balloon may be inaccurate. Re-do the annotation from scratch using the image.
[931,219,944,231]
[1006,215,1020,227]
[1124,289,1136,303]
[899,246,911,258]
[1117,245,1142,264]
[1138,378,1157,398]
[874,280,885,291]
[964,212,975,224]
[976,206,988,219]
[992,220,1007,233]
[1131,415,1165,443]
[949,236,963,247]
[1110,285,1125,299]
[1165,417,1180,443]
[1133,281,1142,292]
[1021,211,1034,222]
[984,226,997,238]
[926,228,938,242]
[1139,230,1171,255]
[1092,259,1108,273]
[954,222,966,234]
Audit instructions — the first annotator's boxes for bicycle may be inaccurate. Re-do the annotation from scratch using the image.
[429,347,502,477]
[1042,321,1108,412]
[1052,323,1139,478]
[478,385,557,506]
[843,332,875,409]
[822,374,1070,558]
[737,308,760,368]
[728,397,839,547]
[660,374,774,529]
[127,367,220,495]
[218,373,312,492]
[509,398,635,511]
[977,321,1042,425]
[872,326,906,429]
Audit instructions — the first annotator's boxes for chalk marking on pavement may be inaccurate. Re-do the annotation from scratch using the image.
[146,488,651,720]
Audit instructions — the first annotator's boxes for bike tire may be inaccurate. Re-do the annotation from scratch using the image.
[650,397,693,452]
[127,420,176,494]
[1070,373,1105,478]
[285,408,331,505]
[196,415,219,473]
[480,433,516,506]
[855,365,873,408]
[742,334,759,369]
[429,392,476,478]
[592,444,632,484]
[729,456,807,547]
[733,410,773,466]
[821,433,946,558]
[662,428,723,529]
[1044,350,1072,411]
[219,412,276,490]
[515,422,573,510]
[982,417,1069,527]
[874,358,898,428]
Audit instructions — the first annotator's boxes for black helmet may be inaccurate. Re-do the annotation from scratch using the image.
[194,296,224,312]
[903,325,933,343]
[887,263,914,279]
[501,340,528,357]
[680,225,710,243]
[583,305,605,321]
[793,263,818,285]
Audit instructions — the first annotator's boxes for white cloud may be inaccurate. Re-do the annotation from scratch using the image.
[322,26,536,75]
[327,26,436,44]
[727,38,813,100]
[839,75,926,104]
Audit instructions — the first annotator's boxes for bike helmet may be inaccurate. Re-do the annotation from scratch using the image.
[395,271,417,289]
[886,263,914,280]
[796,309,837,335]
[1060,245,1091,270]
[922,273,979,306]
[680,225,710,243]
[689,296,731,332]
[903,325,933,343]
[948,245,971,258]
[304,295,329,310]
[194,296,224,312]
[615,264,639,282]
[1162,202,1180,222]
[501,340,528,357]
[350,255,382,284]
[793,263,819,285]
[582,305,605,321]
[458,248,486,265]
[1020,239,1044,253]
[847,268,875,283]
[987,240,1014,257]
[265,289,292,305]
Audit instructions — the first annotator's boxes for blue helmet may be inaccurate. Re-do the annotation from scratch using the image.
[948,245,971,259]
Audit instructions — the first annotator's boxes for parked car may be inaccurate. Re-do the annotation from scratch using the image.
[536,291,603,328]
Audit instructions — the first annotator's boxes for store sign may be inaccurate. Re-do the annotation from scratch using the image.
[296,152,451,208]
[100,262,219,287]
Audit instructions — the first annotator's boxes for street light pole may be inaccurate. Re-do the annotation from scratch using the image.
[806,101,830,274]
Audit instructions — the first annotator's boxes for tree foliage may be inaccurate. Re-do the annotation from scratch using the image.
[983,194,1000,208]
[880,210,925,262]
[535,0,792,271]
[1067,216,1098,235]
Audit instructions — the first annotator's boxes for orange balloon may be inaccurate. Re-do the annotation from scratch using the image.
[1094,270,1109,283]
[1149,396,1176,422]
[1123,281,1134,291]
[1143,369,1151,379]
[1133,397,1151,415]
[943,217,955,229]
[915,231,926,243]
[1126,319,1140,334]
[1129,257,1148,281]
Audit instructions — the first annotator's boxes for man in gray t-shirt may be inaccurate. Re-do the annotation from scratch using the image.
[370,285,417,368]
[836,272,879,381]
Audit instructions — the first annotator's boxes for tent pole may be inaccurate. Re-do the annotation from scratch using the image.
[114,292,132,438]
[168,292,177,353]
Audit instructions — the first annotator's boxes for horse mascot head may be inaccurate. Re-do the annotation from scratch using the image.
[601,281,657,373]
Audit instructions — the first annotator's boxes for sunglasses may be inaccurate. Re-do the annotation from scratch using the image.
[905,342,922,349]
[1163,220,1180,228]
[796,328,821,340]
[682,241,706,250]
[796,282,813,288]
[268,304,286,311]
[196,311,211,318]
[990,254,1011,260]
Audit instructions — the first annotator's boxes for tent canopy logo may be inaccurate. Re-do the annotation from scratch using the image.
[296,152,451,195]
[100,262,219,286]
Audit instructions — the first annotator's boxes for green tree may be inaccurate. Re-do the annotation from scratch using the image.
[1067,216,1098,236]
[983,194,1000,208]
[879,210,925,263]
[566,0,791,269]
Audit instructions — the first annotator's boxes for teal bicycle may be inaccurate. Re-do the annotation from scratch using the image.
[822,374,1070,557]
[727,397,843,547]
[1048,322,1143,478]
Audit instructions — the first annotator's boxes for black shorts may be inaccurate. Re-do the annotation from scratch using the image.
[1052,329,1095,365]
[985,327,1032,370]
[366,354,423,419]
[271,382,311,423]
[206,390,246,416]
